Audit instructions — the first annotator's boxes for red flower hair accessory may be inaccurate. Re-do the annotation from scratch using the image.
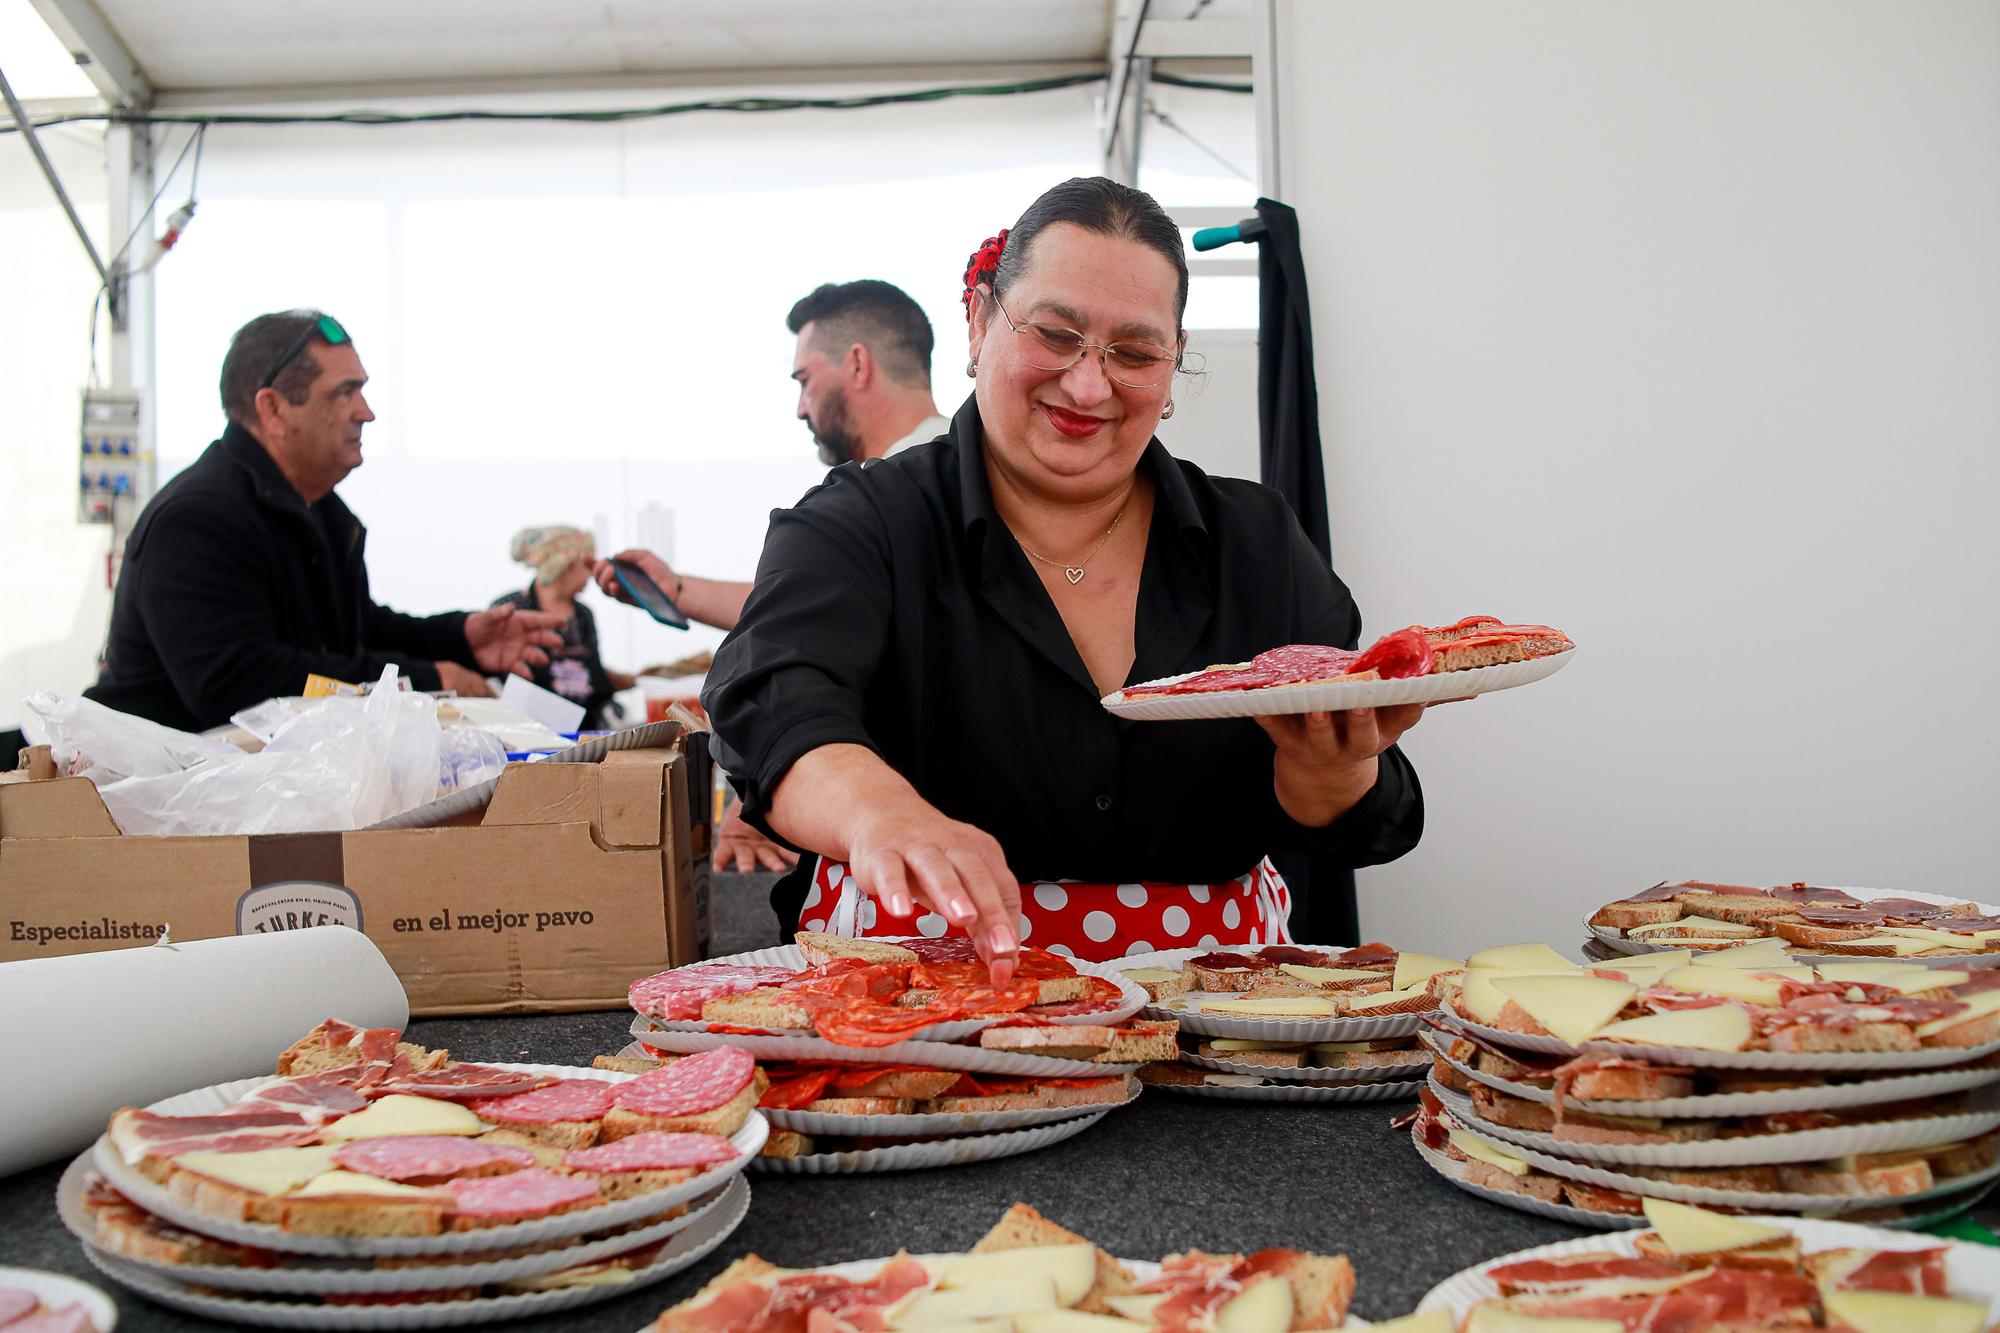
[961,229,1009,321]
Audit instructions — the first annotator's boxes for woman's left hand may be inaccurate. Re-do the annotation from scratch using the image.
[1254,704,1426,828]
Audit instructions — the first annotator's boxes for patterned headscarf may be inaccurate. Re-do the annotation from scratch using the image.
[510,526,596,587]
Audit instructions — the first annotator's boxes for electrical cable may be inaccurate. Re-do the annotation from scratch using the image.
[86,123,205,386]
[1145,102,1251,182]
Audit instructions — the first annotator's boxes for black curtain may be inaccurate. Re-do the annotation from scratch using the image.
[1252,197,1360,947]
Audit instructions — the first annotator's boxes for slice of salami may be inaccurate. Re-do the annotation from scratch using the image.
[378,1063,557,1100]
[332,1135,536,1181]
[614,1047,756,1117]
[628,963,798,1021]
[562,1131,739,1174]
[441,1167,600,1219]
[468,1078,617,1126]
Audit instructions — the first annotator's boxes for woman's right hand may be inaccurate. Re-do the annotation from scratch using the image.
[845,801,1024,982]
[594,549,678,606]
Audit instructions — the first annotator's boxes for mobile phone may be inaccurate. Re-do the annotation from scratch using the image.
[611,559,690,630]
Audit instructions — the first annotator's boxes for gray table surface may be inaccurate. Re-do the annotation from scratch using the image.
[3,874,1976,1329]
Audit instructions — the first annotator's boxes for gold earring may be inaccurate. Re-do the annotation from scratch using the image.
[1160,401,1175,420]
[966,361,977,378]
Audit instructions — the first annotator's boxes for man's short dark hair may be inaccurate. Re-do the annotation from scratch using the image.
[786,280,934,388]
[219,310,347,427]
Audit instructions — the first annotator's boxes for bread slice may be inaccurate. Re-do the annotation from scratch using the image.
[591,1055,674,1075]
[699,989,816,1030]
[278,1189,446,1238]
[1470,1086,1555,1132]
[275,1028,448,1080]
[794,931,917,967]
[1188,959,1266,992]
[1766,1022,1918,1054]
[1432,1057,1479,1093]
[1095,1020,1181,1063]
[1136,1061,1209,1087]
[91,1200,257,1266]
[476,1129,570,1168]
[1463,1158,1563,1203]
[1771,917,1880,947]
[759,1131,815,1159]
[802,1097,913,1116]
[1200,1043,1304,1068]
[600,1072,767,1142]
[1553,1114,1717,1147]
[1491,999,1557,1041]
[1632,1164,1782,1193]
[972,1202,1134,1314]
[1916,1134,1999,1178]
[1632,1230,1801,1272]
[1244,1249,1355,1330]
[651,1254,785,1331]
[1591,900,1686,932]
[1919,1010,2000,1049]
[980,1026,1115,1060]
[1124,967,1193,1001]
[833,1069,962,1100]
[1567,1065,1697,1101]
[1776,1154,1934,1197]
[1675,892,1796,924]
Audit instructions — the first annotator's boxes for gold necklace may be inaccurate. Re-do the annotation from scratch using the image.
[1015,496,1131,585]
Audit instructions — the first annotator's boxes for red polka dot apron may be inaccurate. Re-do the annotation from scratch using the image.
[798,856,1294,964]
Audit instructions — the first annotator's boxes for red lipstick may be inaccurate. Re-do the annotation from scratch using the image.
[1041,404,1105,439]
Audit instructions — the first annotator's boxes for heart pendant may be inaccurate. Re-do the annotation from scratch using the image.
[1064,567,1085,584]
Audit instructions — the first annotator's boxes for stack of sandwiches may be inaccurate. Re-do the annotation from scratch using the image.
[1589,881,2000,959]
[1410,940,2000,1227]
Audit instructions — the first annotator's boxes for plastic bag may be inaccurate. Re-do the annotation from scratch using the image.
[438,724,509,793]
[25,665,444,836]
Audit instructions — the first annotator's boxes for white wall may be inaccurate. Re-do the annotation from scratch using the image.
[1274,2,2000,954]
[0,120,112,726]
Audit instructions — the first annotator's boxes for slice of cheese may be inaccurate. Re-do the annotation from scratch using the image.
[1593,1004,1753,1052]
[1344,986,1428,1012]
[1662,966,1790,1006]
[1878,926,1983,950]
[1460,969,1572,1024]
[171,1145,338,1197]
[1014,1310,1153,1331]
[1672,937,1784,948]
[1591,949,1692,975]
[1105,1294,1169,1322]
[1202,996,1341,1017]
[1467,943,1577,971]
[1689,940,1796,968]
[1212,1274,1293,1333]
[1817,963,1969,995]
[891,1278,1061,1326]
[1831,935,1962,957]
[1205,1038,1309,1052]
[1448,1128,1529,1177]
[1276,964,1385,986]
[323,1094,484,1141]
[290,1170,449,1200]
[1628,915,1759,937]
[936,1245,1095,1307]
[1122,968,1179,984]
[1820,1291,1987,1333]
[1313,1041,1380,1054]
[1465,1309,1623,1333]
[1915,988,2000,1038]
[1489,974,1636,1046]
[1202,1074,1268,1087]
[1393,952,1463,991]
[1640,1197,1786,1254]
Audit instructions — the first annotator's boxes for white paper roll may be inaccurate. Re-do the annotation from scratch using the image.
[0,926,407,1176]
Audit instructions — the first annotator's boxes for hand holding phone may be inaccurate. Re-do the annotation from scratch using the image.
[610,557,690,630]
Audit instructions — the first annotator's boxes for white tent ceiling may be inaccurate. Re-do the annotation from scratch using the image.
[22,0,1252,106]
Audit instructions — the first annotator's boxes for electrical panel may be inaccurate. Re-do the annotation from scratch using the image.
[78,388,150,526]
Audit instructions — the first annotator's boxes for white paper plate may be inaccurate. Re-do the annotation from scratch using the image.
[1103,648,1575,720]
[629,945,1146,1040]
[1417,1028,2000,1117]
[0,1265,117,1332]
[1435,995,2000,1071]
[78,1173,749,1329]
[1410,1122,1647,1229]
[1415,1209,2000,1321]
[1443,1114,2000,1213]
[750,1109,1111,1175]
[1584,885,2000,967]
[763,1077,1140,1136]
[1110,944,1433,1042]
[1431,1077,2000,1167]
[630,1023,1137,1077]
[91,1065,766,1258]
[1182,1050,1430,1085]
[1151,1078,1423,1104]
[56,1151,736,1296]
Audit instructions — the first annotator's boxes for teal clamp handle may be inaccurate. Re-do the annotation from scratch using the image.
[1191,217,1267,252]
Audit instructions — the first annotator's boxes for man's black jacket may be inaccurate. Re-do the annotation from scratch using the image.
[85,424,473,731]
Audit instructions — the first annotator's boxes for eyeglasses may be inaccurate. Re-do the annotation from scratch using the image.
[992,296,1177,389]
[260,313,349,390]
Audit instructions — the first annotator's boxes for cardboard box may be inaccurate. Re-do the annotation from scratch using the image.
[0,729,713,1016]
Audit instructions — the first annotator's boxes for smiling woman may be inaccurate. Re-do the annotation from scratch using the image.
[703,176,1428,975]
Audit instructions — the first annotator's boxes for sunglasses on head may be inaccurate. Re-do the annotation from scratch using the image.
[260,313,349,390]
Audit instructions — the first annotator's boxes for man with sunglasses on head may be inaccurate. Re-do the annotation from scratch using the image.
[86,309,565,732]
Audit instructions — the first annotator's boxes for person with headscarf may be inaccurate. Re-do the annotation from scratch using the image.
[492,526,633,731]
